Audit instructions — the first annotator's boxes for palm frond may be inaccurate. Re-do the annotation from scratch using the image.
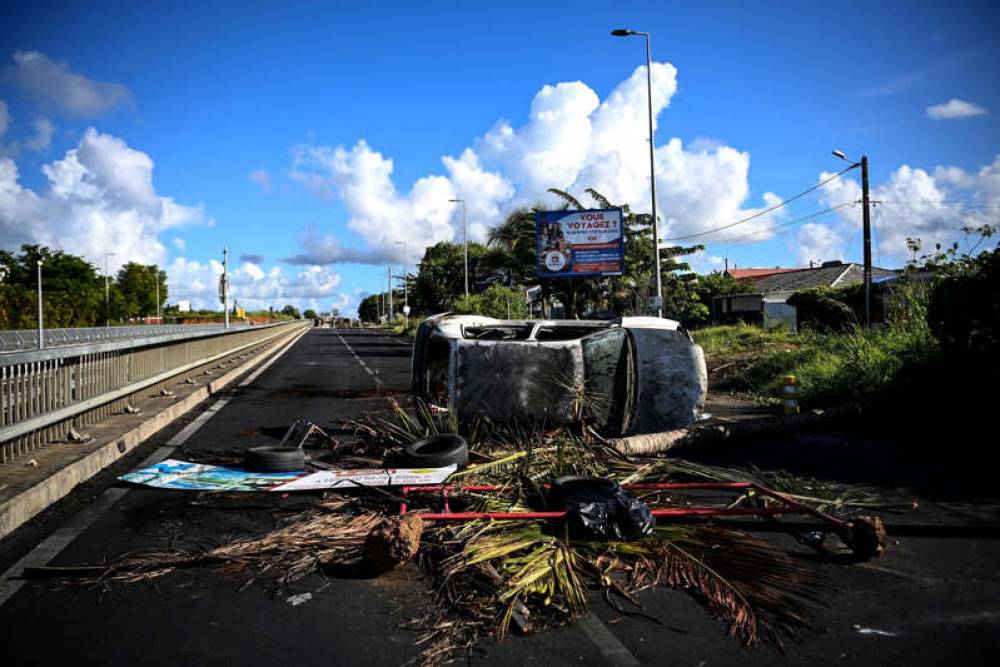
[585,188,614,209]
[547,188,584,210]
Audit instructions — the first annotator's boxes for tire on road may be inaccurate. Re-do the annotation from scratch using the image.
[399,434,468,468]
[245,446,307,472]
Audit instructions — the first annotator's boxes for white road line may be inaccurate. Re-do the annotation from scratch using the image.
[577,614,642,666]
[336,333,384,387]
[0,327,307,607]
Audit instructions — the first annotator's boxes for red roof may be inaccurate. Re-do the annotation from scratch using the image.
[726,268,800,281]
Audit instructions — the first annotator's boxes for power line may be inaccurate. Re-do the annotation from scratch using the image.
[664,165,856,242]
[701,202,854,249]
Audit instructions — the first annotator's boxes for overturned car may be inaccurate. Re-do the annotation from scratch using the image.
[411,315,707,435]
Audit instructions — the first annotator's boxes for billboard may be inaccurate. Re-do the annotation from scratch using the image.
[536,208,624,278]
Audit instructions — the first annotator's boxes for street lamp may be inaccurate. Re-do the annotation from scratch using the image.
[831,149,872,328]
[395,240,408,327]
[612,27,663,317]
[36,259,44,349]
[104,252,116,327]
[448,198,469,298]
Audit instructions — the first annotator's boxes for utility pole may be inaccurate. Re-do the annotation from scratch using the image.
[860,155,872,328]
[36,259,44,349]
[155,269,161,324]
[222,246,230,330]
[832,150,873,327]
[395,241,408,328]
[387,266,394,322]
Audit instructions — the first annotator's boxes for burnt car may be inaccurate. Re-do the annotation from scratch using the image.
[411,315,707,435]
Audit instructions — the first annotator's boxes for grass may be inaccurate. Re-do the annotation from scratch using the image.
[694,320,937,408]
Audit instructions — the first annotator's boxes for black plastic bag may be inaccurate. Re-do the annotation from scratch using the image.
[550,477,655,541]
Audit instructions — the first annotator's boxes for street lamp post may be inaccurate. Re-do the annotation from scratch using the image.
[612,28,662,317]
[449,199,469,298]
[395,240,408,328]
[104,252,116,327]
[832,150,872,327]
[36,259,44,349]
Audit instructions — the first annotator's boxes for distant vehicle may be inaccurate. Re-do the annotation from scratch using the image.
[412,315,707,435]
[313,318,323,327]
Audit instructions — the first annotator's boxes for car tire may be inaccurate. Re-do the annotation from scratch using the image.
[399,434,468,468]
[245,446,306,472]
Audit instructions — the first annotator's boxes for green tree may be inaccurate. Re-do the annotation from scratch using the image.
[0,245,105,328]
[116,262,167,320]
[694,270,756,322]
[280,304,301,319]
[303,309,318,319]
[452,284,529,319]
[412,241,487,314]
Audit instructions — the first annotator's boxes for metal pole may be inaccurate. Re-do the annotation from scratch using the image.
[642,32,662,317]
[387,266,394,322]
[860,155,872,328]
[155,269,161,323]
[36,260,44,349]
[396,241,408,329]
[462,201,469,298]
[223,246,230,330]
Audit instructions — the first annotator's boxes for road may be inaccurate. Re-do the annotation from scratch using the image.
[1,327,998,666]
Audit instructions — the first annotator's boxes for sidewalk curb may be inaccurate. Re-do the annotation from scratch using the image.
[0,326,308,539]
[610,403,864,456]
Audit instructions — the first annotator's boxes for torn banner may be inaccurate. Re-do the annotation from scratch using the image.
[119,459,457,492]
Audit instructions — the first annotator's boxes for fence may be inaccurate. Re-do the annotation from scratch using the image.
[0,321,307,462]
[0,323,257,353]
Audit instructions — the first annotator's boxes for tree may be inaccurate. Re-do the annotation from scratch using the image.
[116,262,167,320]
[303,309,318,319]
[413,241,487,314]
[0,245,105,328]
[453,284,529,319]
[280,304,301,319]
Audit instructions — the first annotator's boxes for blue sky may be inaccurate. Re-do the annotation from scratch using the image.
[2,1,998,314]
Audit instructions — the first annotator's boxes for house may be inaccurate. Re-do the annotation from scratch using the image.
[714,261,898,331]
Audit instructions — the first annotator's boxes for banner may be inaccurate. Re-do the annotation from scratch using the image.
[119,458,457,493]
[536,208,624,278]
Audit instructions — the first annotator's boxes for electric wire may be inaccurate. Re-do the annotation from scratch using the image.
[664,165,856,242]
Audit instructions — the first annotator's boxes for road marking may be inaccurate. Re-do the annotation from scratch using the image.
[0,328,306,608]
[336,333,384,387]
[577,614,642,666]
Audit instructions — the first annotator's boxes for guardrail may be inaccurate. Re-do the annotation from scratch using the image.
[0,323,256,353]
[0,321,307,462]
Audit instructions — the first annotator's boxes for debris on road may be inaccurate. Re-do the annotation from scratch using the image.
[77,397,893,666]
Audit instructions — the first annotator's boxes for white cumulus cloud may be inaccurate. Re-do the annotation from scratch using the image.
[808,155,1000,265]
[926,99,988,120]
[287,62,784,266]
[5,51,133,117]
[165,256,345,312]
[0,127,206,271]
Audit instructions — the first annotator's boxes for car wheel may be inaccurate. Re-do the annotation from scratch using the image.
[399,434,468,468]
[245,446,306,472]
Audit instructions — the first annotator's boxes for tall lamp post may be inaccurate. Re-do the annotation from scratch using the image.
[36,259,44,349]
[104,252,116,327]
[448,198,469,298]
[832,150,872,328]
[395,240,408,327]
[612,28,663,317]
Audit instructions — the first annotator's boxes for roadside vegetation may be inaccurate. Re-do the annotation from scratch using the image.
[697,225,997,411]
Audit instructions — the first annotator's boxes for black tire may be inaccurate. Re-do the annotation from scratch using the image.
[245,446,306,472]
[399,434,468,468]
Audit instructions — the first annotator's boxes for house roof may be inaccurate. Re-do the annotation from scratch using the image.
[726,268,799,281]
[753,262,898,300]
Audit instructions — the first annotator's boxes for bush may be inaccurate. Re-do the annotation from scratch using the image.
[692,323,794,356]
[927,248,1000,363]
[786,287,856,332]
[453,285,529,319]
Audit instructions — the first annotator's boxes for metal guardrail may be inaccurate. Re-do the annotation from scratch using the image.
[0,321,307,463]
[0,323,255,353]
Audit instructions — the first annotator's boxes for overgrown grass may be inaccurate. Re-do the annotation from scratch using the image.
[696,321,937,408]
[692,322,797,356]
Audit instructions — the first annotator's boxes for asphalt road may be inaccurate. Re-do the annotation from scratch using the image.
[1,327,998,666]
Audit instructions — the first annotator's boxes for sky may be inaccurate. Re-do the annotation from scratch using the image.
[2,1,998,315]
